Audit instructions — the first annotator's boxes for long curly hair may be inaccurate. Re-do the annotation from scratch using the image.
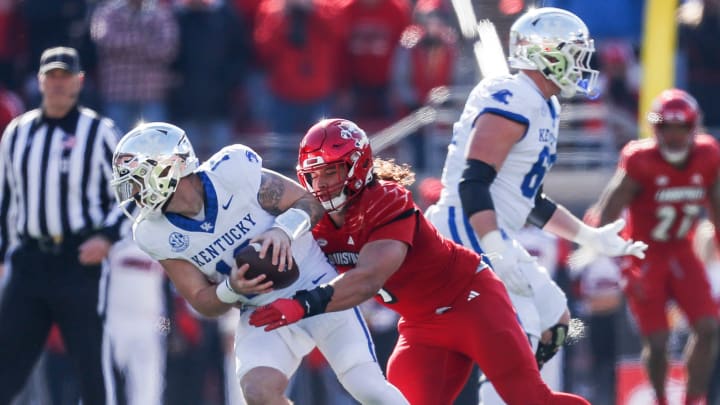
[373,158,415,186]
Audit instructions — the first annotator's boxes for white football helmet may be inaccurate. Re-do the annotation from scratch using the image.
[508,7,599,98]
[111,122,199,222]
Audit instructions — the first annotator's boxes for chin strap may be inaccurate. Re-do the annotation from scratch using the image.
[535,323,568,369]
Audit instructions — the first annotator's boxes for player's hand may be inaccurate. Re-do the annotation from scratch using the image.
[570,219,648,269]
[249,298,306,331]
[78,235,112,265]
[228,263,274,296]
[481,230,533,297]
[250,228,294,272]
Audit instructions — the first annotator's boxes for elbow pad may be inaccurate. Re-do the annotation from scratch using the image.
[458,159,496,218]
[527,187,558,228]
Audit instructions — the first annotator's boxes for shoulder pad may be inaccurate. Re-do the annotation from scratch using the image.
[359,182,415,228]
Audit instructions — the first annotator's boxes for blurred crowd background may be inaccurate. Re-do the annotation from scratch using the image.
[1,0,720,404]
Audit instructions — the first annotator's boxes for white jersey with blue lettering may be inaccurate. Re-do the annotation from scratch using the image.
[438,72,560,233]
[133,143,334,307]
[131,145,408,403]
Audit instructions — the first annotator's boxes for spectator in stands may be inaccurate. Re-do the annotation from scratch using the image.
[18,0,92,75]
[171,0,252,159]
[390,1,459,170]
[596,41,640,149]
[18,0,96,107]
[391,1,458,116]
[90,0,179,133]
[338,0,411,121]
[0,86,23,133]
[0,0,25,90]
[253,0,349,135]
[678,0,720,135]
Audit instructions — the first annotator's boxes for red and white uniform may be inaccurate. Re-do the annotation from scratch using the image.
[313,180,555,405]
[620,134,720,335]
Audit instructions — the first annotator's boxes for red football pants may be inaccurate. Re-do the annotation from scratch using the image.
[386,269,588,405]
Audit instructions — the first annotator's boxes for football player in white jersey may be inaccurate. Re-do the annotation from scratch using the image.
[110,122,408,405]
[424,7,647,403]
[104,231,167,405]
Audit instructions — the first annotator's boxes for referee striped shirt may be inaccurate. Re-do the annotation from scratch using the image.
[0,105,122,258]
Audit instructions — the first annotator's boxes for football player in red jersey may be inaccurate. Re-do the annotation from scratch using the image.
[592,89,720,405]
[250,118,590,405]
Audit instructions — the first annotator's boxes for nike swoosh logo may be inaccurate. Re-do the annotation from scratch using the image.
[222,195,234,210]
[311,273,327,285]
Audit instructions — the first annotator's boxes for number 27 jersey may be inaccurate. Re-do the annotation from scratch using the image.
[621,134,720,248]
[438,72,560,232]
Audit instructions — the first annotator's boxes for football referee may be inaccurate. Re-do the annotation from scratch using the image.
[0,47,122,404]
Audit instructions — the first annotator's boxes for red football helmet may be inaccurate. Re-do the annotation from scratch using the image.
[648,88,701,164]
[297,119,374,211]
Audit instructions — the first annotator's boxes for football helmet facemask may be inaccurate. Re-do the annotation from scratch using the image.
[111,122,199,222]
[297,119,373,212]
[648,88,701,164]
[508,7,599,98]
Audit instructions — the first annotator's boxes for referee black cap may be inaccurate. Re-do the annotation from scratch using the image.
[39,47,82,75]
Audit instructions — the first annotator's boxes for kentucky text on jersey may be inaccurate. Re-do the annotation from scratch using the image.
[655,186,705,203]
[190,213,256,267]
[327,251,360,266]
[538,127,556,144]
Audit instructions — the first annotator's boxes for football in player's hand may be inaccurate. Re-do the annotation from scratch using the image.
[235,243,299,289]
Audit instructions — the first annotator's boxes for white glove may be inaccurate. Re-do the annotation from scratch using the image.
[481,230,533,297]
[569,219,648,269]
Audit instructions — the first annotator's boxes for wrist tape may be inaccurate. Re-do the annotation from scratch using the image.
[293,284,335,318]
[216,278,249,304]
[273,208,311,242]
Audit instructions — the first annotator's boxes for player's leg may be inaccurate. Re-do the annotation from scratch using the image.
[670,253,720,402]
[624,261,671,404]
[0,251,53,403]
[124,329,166,405]
[642,331,671,404]
[236,312,314,405]
[386,333,474,405]
[306,307,408,404]
[461,269,589,405]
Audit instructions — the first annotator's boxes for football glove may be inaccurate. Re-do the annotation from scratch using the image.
[570,219,648,269]
[481,230,533,297]
[250,298,305,331]
[250,285,334,331]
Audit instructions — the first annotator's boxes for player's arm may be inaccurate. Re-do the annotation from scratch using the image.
[542,168,639,239]
[543,168,646,267]
[324,239,407,311]
[459,113,525,239]
[160,259,272,318]
[459,113,535,295]
[248,239,407,331]
[253,168,324,270]
[707,171,720,244]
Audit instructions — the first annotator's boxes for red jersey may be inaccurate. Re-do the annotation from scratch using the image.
[621,134,720,250]
[312,180,481,320]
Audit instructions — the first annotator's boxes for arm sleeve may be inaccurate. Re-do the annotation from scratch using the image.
[527,186,558,228]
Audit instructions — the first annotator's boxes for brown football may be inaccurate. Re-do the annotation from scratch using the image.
[235,243,300,289]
